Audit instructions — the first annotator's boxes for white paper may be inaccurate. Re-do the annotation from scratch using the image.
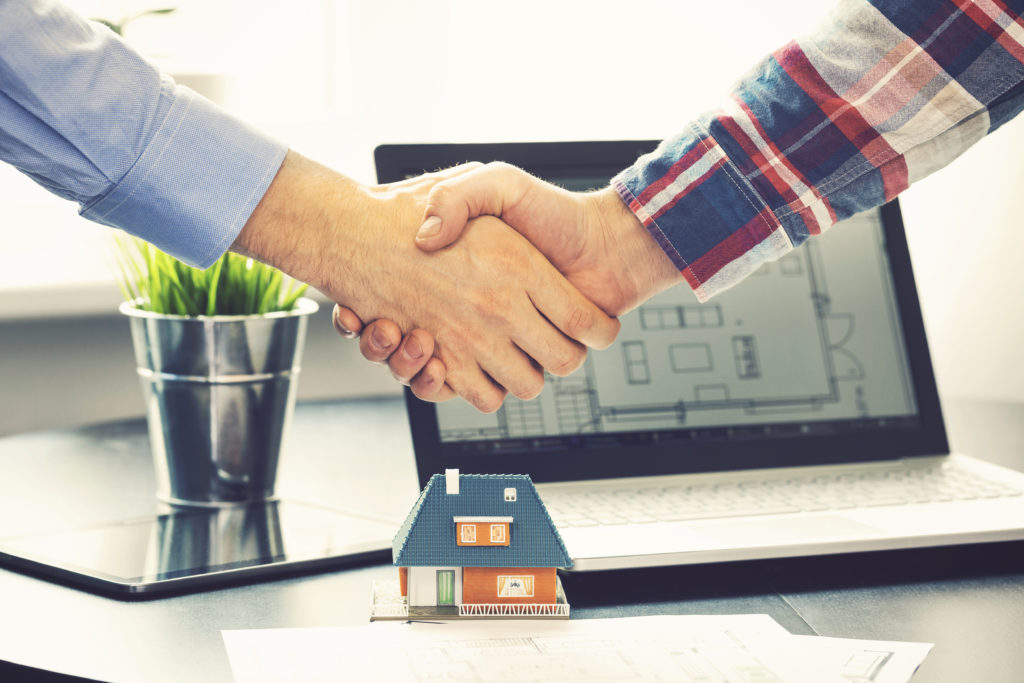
[763,634,935,683]
[223,614,931,683]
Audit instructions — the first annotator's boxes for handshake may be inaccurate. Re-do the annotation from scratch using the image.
[326,160,682,413]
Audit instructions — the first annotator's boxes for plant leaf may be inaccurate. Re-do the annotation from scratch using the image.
[112,236,303,316]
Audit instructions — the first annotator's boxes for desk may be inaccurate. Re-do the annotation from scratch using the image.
[1,397,1022,682]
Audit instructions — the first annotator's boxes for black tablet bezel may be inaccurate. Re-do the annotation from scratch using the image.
[375,142,948,490]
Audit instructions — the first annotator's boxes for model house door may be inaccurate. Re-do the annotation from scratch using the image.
[436,570,455,605]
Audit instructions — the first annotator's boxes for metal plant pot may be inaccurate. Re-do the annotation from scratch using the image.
[120,298,318,507]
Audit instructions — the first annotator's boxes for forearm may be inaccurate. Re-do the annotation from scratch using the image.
[232,151,358,294]
[615,0,1024,301]
[233,150,439,320]
[0,0,286,267]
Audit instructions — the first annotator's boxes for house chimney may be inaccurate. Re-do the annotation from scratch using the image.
[445,468,459,495]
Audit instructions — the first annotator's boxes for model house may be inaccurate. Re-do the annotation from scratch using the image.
[380,469,571,618]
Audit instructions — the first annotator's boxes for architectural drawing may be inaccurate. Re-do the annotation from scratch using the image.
[621,341,651,385]
[670,343,713,373]
[224,613,932,683]
[435,212,918,441]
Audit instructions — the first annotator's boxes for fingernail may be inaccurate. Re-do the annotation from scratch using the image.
[416,216,442,241]
[332,314,355,339]
[404,336,424,360]
[370,326,392,352]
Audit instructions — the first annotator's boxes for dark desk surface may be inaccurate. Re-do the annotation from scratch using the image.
[0,397,1022,682]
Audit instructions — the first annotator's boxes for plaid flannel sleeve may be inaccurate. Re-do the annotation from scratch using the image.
[613,0,1024,302]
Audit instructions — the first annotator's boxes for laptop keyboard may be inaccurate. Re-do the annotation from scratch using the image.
[544,464,1024,528]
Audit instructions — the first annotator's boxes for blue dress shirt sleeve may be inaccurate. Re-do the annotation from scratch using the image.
[0,0,288,268]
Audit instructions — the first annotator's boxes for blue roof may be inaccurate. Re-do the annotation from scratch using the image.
[392,473,571,568]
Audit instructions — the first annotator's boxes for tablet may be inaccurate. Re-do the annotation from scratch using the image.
[0,501,393,598]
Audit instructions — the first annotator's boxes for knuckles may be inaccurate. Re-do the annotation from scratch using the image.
[510,373,545,401]
[563,305,596,342]
[546,345,586,377]
[486,161,517,176]
[467,286,515,325]
[466,388,505,414]
[591,318,622,350]
[426,182,455,210]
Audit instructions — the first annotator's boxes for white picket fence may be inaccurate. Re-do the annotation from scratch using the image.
[459,603,569,617]
[369,603,410,618]
[369,580,409,619]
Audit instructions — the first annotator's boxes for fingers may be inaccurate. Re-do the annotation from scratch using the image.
[479,344,547,401]
[353,323,457,403]
[332,304,364,339]
[383,329,460,404]
[415,162,531,251]
[358,324,441,390]
[352,318,510,409]
[442,359,511,414]
[525,265,622,351]
[358,319,403,362]
[394,334,541,406]
[409,359,456,402]
[386,329,434,384]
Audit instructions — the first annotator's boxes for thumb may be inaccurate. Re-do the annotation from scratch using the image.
[415,183,472,251]
[415,162,529,252]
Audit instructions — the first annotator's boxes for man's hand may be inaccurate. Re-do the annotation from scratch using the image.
[417,162,679,316]
[233,151,620,412]
[335,162,682,402]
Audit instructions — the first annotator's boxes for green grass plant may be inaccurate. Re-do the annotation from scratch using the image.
[114,237,307,316]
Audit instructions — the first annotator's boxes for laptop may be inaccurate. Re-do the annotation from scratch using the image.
[375,141,1024,571]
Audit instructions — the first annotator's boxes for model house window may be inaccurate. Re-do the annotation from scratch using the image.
[455,518,512,546]
[504,488,517,501]
[497,575,534,598]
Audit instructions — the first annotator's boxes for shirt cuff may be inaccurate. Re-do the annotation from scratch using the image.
[612,122,794,302]
[82,80,288,268]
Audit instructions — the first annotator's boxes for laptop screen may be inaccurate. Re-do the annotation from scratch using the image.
[375,143,947,488]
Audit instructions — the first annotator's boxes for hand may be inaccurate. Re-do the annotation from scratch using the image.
[334,310,454,402]
[414,162,680,317]
[336,162,681,402]
[329,163,481,403]
[232,151,621,412]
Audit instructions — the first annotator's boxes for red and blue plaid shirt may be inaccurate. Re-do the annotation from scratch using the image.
[614,0,1024,301]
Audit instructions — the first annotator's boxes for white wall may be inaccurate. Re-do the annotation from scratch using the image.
[407,567,462,607]
[898,119,1024,404]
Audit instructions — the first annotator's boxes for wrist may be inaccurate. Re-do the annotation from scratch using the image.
[231,150,372,297]
[591,186,680,312]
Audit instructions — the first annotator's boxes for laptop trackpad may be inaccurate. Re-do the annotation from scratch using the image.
[566,515,884,557]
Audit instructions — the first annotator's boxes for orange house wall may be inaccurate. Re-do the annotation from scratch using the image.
[462,567,557,604]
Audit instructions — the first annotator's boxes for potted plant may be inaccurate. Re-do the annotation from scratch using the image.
[115,239,317,507]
